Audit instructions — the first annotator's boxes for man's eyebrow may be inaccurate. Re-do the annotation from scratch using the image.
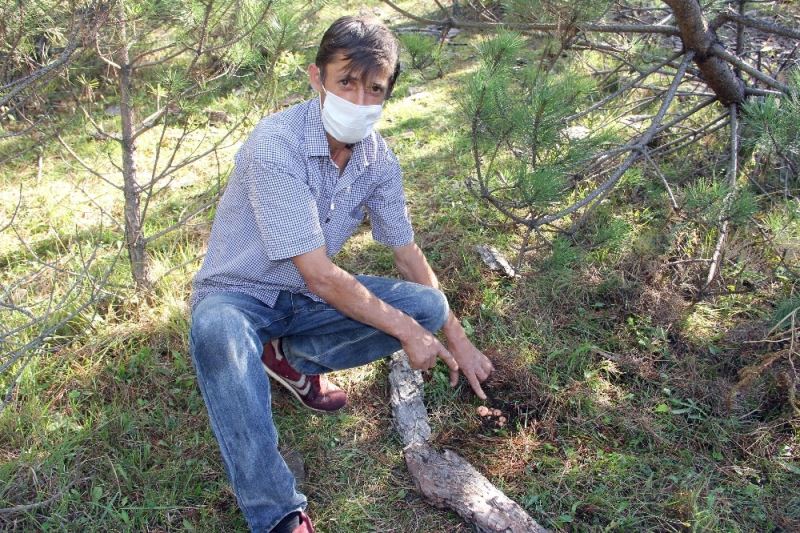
[339,70,387,88]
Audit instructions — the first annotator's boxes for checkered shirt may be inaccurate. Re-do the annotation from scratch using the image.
[191,97,415,307]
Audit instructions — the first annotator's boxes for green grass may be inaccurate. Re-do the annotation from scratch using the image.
[2,0,800,531]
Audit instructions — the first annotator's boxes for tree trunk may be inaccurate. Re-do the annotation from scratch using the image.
[663,0,745,104]
[116,3,150,290]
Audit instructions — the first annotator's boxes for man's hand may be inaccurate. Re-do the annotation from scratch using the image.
[401,323,460,375]
[392,243,494,399]
[446,335,494,400]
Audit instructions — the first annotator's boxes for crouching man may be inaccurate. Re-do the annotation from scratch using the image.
[189,15,493,532]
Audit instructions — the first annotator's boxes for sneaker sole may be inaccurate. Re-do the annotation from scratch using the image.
[262,362,339,414]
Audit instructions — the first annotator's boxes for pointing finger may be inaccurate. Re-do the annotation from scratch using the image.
[466,370,487,400]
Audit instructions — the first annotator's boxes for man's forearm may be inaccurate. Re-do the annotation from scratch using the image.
[295,248,457,372]
[300,256,420,342]
[393,242,439,289]
[393,243,469,343]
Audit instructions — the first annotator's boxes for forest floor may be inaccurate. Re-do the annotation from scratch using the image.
[1,1,799,531]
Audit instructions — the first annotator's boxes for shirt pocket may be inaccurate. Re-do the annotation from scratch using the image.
[339,203,366,237]
[348,204,366,223]
[324,202,366,256]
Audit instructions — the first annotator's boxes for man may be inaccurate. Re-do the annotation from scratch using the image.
[190,16,493,533]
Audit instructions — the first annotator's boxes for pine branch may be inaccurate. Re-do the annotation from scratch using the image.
[710,44,791,94]
[0,30,82,108]
[530,51,695,228]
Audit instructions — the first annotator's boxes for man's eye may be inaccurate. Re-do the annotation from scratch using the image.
[339,79,350,86]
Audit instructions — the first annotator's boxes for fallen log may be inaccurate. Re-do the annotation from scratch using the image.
[388,352,547,533]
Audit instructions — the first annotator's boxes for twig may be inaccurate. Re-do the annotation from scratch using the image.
[56,134,123,191]
[144,192,221,244]
[649,113,729,158]
[0,477,84,515]
[0,244,124,412]
[0,184,23,233]
[154,252,206,283]
[642,149,679,211]
[665,258,712,265]
[77,102,122,142]
[704,103,739,289]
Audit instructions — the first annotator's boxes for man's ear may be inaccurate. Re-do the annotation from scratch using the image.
[308,63,322,93]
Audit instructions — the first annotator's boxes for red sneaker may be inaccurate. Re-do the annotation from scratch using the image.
[294,511,315,532]
[261,339,347,413]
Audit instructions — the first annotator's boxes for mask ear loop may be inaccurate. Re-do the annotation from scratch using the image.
[318,67,328,98]
[317,84,327,116]
[315,65,327,111]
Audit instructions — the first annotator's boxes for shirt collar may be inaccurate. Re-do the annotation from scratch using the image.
[304,96,375,169]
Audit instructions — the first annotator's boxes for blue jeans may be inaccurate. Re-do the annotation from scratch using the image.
[189,275,449,532]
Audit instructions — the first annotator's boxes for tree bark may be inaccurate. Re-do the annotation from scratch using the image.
[389,352,547,532]
[662,0,745,104]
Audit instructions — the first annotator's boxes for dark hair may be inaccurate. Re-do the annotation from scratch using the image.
[315,16,401,98]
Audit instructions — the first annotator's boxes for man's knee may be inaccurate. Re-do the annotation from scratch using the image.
[191,302,234,345]
[190,302,255,362]
[417,287,449,333]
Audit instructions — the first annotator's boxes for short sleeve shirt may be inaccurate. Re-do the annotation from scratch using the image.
[191,97,414,307]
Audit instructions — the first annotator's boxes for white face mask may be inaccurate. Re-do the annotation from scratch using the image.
[319,86,383,144]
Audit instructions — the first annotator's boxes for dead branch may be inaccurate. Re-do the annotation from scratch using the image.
[654,96,718,134]
[704,103,740,289]
[0,184,23,233]
[710,44,791,94]
[0,477,84,515]
[649,112,729,158]
[143,191,222,245]
[153,252,206,283]
[0,35,81,108]
[0,1,110,109]
[77,102,122,142]
[388,352,547,532]
[0,243,124,413]
[130,41,181,66]
[717,9,800,41]
[642,149,679,211]
[70,176,125,232]
[380,0,679,35]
